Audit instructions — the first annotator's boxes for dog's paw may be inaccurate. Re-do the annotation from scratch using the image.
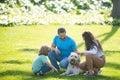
[59,73,65,76]
[60,73,68,76]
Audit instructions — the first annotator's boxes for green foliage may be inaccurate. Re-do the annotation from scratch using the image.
[112,18,120,26]
[102,1,112,8]
[30,0,46,5]
[0,0,113,26]
[0,0,5,3]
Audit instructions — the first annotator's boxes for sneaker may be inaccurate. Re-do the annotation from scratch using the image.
[83,70,94,77]
[94,68,102,76]
[36,71,44,76]
[83,71,89,76]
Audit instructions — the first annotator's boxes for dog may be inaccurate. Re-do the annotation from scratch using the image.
[60,52,84,76]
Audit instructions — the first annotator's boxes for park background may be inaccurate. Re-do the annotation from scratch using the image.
[0,0,120,80]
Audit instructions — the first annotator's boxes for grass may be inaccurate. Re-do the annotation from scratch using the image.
[0,24,120,80]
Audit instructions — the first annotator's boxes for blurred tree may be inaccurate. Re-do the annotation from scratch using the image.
[111,0,120,19]
[30,0,46,5]
[16,0,20,5]
[0,0,5,3]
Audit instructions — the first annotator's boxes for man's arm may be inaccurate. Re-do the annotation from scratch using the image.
[51,44,56,51]
[51,44,60,54]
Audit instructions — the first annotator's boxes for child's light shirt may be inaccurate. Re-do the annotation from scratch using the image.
[32,55,47,73]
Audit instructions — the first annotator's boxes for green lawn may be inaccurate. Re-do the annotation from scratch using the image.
[0,25,120,80]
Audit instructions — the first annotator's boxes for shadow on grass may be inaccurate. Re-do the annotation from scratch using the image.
[100,26,119,44]
[1,60,31,64]
[0,70,32,77]
[18,48,38,53]
[96,32,109,38]
[25,73,120,80]
[57,75,120,80]
[0,70,59,80]
[0,70,120,80]
[104,50,120,56]
[77,26,120,49]
[105,62,120,70]
[77,42,84,48]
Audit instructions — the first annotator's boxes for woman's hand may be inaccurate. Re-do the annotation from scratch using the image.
[79,52,84,56]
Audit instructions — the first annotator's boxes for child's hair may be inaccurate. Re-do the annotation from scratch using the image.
[38,45,51,56]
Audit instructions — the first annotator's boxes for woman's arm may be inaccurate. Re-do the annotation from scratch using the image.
[74,50,80,54]
[83,46,98,56]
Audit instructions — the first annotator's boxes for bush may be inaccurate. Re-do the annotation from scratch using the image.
[112,18,120,26]
[0,0,112,26]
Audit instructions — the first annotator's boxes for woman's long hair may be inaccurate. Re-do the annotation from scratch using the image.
[82,31,103,51]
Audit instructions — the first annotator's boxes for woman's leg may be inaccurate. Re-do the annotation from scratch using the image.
[78,62,87,71]
[86,54,105,68]
[85,54,105,75]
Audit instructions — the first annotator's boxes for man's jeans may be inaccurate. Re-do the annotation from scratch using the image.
[48,51,68,71]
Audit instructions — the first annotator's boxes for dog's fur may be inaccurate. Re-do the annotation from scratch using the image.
[60,52,84,76]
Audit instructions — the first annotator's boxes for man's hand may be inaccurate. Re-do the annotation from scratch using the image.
[51,44,60,54]
[55,48,60,54]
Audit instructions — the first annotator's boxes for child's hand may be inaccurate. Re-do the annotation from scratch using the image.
[54,68,58,73]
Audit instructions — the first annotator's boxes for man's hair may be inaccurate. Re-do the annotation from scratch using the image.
[57,27,66,34]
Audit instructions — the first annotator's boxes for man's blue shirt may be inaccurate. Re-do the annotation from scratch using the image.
[53,35,77,57]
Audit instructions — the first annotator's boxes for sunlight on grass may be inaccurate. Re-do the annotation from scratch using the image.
[0,25,120,80]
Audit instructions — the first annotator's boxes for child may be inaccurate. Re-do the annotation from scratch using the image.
[32,45,58,76]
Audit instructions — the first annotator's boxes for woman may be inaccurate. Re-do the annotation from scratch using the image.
[79,31,106,76]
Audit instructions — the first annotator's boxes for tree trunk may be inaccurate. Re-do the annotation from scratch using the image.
[0,0,5,3]
[111,0,120,19]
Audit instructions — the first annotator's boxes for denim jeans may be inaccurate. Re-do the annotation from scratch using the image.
[48,51,68,71]
[33,64,51,74]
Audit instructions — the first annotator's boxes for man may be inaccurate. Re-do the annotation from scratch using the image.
[48,27,79,72]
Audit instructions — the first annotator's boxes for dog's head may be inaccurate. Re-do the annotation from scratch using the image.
[68,52,80,65]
